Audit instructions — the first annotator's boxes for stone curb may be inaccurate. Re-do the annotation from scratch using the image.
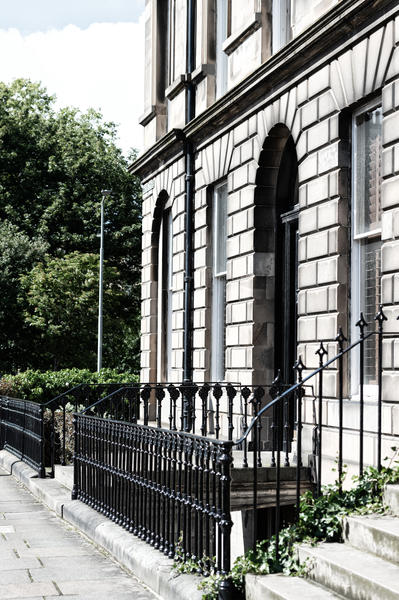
[0,450,203,600]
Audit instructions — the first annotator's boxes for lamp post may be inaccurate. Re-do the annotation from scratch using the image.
[97,189,112,373]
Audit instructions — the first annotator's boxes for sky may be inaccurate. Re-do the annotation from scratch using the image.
[0,0,146,155]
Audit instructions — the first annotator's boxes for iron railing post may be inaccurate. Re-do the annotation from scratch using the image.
[39,404,46,478]
[336,328,347,492]
[71,413,78,500]
[218,441,235,600]
[315,342,328,495]
[356,313,368,477]
[294,357,305,518]
[375,305,387,472]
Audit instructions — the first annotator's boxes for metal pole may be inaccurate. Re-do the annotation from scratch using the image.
[97,190,112,373]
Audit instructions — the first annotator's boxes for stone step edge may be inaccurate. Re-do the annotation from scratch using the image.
[0,450,203,600]
[245,573,344,599]
[298,543,399,600]
[343,514,399,565]
[384,485,399,515]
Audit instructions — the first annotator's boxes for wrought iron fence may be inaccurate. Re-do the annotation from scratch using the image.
[83,380,293,457]
[1,307,397,597]
[44,382,136,477]
[71,306,397,599]
[72,414,232,578]
[0,383,136,477]
[0,396,45,477]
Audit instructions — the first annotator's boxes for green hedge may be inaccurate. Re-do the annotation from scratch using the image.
[0,368,139,404]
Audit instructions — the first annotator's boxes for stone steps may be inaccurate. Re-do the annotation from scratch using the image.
[343,514,399,564]
[298,542,399,600]
[385,484,399,516]
[246,573,343,599]
[244,484,399,599]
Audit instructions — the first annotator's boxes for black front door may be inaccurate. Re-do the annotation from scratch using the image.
[273,135,299,451]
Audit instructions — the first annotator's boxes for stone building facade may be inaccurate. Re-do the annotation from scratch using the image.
[132,0,399,476]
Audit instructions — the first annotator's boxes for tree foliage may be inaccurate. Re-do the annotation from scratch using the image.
[0,79,141,373]
[0,368,138,405]
[0,221,47,371]
[21,252,134,370]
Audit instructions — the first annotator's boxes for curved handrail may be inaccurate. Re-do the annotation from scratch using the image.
[44,381,137,409]
[81,385,131,414]
[233,329,377,447]
[44,383,85,408]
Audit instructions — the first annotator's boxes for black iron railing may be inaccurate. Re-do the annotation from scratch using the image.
[44,382,136,477]
[0,396,45,477]
[0,383,137,477]
[71,306,398,599]
[83,381,293,459]
[72,414,232,577]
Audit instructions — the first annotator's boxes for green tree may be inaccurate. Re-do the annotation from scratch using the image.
[21,252,135,370]
[0,221,47,372]
[0,79,142,373]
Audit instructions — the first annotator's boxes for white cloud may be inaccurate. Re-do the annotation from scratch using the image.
[0,20,145,155]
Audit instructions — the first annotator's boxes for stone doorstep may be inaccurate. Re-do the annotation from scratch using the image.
[0,450,203,600]
[245,573,342,600]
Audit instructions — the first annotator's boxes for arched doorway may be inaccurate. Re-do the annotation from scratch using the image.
[254,123,299,444]
[274,135,299,386]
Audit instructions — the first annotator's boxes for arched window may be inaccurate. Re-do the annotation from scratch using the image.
[153,192,173,382]
[157,208,173,381]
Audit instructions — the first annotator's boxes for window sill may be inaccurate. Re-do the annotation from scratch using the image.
[191,64,215,85]
[139,104,166,127]
[350,386,379,403]
[222,13,262,56]
[165,75,187,100]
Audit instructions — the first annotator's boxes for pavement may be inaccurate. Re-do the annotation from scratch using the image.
[0,467,158,600]
[0,451,203,600]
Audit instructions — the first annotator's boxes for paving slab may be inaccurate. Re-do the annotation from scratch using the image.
[0,449,204,600]
[0,465,158,600]
[0,582,58,599]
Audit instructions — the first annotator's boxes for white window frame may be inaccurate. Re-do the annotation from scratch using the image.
[215,0,228,99]
[350,99,382,400]
[211,181,228,382]
[272,0,291,54]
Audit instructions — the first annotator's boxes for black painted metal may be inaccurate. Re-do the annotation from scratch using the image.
[233,306,391,563]
[356,313,367,478]
[2,309,393,598]
[316,341,328,496]
[0,396,45,477]
[73,413,230,575]
[69,309,394,596]
[182,0,196,400]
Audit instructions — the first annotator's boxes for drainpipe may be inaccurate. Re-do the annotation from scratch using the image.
[182,0,196,429]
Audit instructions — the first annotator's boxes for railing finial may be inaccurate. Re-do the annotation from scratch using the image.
[270,369,283,400]
[335,327,347,352]
[374,304,387,331]
[293,356,306,380]
[315,341,328,362]
[356,312,368,337]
